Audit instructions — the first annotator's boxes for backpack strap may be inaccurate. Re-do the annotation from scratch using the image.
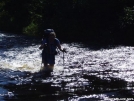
[43,38,58,54]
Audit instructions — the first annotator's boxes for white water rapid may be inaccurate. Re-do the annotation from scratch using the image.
[0,32,134,100]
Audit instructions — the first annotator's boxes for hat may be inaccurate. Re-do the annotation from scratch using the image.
[44,29,54,34]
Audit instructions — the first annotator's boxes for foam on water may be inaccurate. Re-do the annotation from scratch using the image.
[1,33,134,81]
[0,46,40,72]
[1,32,134,100]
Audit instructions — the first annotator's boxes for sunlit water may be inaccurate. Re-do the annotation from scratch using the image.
[0,32,134,100]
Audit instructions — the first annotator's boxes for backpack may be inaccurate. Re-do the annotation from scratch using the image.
[42,29,59,55]
[43,29,54,38]
[46,38,59,55]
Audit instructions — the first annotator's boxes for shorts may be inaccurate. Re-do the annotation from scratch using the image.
[42,52,55,65]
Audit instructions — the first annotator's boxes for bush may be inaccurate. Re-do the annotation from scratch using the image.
[23,21,38,36]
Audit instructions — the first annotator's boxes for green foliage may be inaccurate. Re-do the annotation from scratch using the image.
[0,0,134,44]
[23,21,38,36]
[122,7,134,26]
[119,6,134,43]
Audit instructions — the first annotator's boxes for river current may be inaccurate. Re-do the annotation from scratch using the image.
[0,32,134,101]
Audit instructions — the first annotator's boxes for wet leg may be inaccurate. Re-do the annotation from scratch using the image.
[49,64,54,72]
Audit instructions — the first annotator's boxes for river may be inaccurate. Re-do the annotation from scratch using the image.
[0,32,134,101]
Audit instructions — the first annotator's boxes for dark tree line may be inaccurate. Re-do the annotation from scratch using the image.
[0,0,134,44]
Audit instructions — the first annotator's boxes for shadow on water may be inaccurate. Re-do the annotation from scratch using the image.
[1,68,134,101]
[2,69,69,101]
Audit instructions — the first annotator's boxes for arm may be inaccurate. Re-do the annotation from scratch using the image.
[57,44,63,51]
[39,44,44,49]
[39,39,47,50]
[57,44,66,52]
[55,38,66,52]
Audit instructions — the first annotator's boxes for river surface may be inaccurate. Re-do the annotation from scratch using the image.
[0,32,134,101]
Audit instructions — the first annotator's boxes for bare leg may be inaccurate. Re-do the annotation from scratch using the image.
[44,63,48,68]
[48,64,54,72]
[40,63,47,72]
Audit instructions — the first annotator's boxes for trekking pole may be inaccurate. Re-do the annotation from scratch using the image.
[62,48,68,74]
[62,48,67,67]
[63,51,64,67]
[61,51,65,75]
[40,62,43,72]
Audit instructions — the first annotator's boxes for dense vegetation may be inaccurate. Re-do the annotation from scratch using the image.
[0,0,134,44]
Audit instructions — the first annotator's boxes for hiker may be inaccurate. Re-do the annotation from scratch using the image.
[39,29,65,72]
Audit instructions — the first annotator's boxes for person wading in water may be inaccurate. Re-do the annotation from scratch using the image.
[39,29,65,72]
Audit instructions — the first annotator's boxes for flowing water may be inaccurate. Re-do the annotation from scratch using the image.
[0,32,134,101]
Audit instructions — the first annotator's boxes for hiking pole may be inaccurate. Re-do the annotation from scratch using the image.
[40,62,43,72]
[63,51,64,67]
[62,48,67,67]
[61,50,65,75]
